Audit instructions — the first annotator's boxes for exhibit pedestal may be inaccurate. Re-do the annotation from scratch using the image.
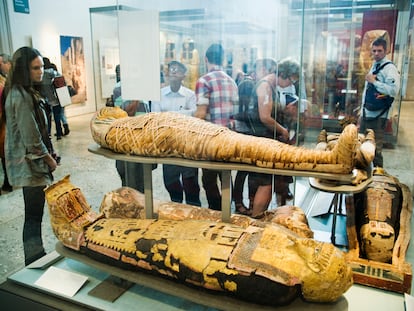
[88,143,354,223]
[3,246,344,311]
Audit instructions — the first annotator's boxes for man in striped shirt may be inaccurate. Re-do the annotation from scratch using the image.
[195,43,239,211]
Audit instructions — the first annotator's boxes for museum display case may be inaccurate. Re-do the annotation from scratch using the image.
[1,1,413,310]
[89,0,412,147]
[89,0,414,299]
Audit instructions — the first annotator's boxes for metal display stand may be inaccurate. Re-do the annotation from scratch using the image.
[88,143,354,223]
[309,177,372,246]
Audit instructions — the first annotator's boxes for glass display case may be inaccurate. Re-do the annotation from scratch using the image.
[1,2,413,310]
[87,0,413,217]
[90,0,412,147]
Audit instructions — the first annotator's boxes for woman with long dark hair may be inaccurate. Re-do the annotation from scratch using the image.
[3,47,58,265]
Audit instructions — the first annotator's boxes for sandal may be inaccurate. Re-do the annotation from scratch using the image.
[235,203,252,216]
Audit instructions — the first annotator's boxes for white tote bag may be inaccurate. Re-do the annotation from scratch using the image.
[53,76,72,107]
[55,86,72,107]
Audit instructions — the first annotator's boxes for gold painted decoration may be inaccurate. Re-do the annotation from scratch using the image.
[46,176,352,306]
[44,175,101,250]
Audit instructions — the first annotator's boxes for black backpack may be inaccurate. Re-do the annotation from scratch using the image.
[231,76,256,134]
[364,62,394,112]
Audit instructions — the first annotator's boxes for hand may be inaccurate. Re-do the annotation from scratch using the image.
[280,127,289,142]
[194,105,208,119]
[365,73,377,84]
[45,154,58,172]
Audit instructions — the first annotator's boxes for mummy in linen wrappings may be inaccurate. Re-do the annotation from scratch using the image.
[90,107,362,174]
[45,176,352,306]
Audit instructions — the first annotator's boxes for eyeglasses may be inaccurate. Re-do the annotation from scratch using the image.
[169,67,183,74]
[288,77,298,84]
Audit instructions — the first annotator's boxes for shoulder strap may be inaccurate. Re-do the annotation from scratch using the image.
[373,61,392,75]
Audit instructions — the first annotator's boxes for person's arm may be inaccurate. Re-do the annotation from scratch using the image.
[372,64,400,97]
[12,89,57,171]
[14,91,49,155]
[194,104,208,119]
[256,82,289,140]
[43,153,58,172]
[122,100,140,116]
[194,78,209,119]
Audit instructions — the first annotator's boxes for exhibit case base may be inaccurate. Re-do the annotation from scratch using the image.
[0,246,409,311]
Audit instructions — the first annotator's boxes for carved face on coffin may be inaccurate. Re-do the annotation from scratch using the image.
[228,224,352,302]
[357,170,402,263]
[262,206,314,238]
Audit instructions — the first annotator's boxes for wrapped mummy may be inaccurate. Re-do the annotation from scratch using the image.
[91,107,359,174]
[45,176,352,306]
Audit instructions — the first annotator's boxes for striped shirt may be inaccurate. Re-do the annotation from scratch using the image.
[195,66,238,127]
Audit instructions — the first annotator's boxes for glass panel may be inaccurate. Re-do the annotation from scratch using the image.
[89,0,411,207]
[90,0,410,144]
[297,0,409,147]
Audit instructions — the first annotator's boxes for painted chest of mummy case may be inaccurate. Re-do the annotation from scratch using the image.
[45,176,352,307]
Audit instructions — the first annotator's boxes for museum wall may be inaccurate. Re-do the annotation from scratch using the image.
[2,0,413,119]
[3,0,117,117]
[3,0,297,116]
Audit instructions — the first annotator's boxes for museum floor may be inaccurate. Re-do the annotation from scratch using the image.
[0,102,413,310]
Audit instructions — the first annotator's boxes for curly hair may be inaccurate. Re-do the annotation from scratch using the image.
[277,58,300,80]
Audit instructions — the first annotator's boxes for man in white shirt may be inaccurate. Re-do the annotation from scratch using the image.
[152,61,201,206]
[360,37,400,167]
[152,61,197,116]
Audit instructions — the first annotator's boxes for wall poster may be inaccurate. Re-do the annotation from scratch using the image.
[60,35,87,104]
[98,39,119,98]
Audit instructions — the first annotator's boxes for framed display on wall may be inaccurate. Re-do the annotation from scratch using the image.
[60,35,87,104]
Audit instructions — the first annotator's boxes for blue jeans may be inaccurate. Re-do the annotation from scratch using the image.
[52,105,63,137]
[202,169,224,211]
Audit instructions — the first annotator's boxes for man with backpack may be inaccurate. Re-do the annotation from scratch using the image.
[232,70,256,215]
[360,37,400,167]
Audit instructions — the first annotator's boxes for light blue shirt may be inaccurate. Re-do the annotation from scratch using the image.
[362,57,400,119]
